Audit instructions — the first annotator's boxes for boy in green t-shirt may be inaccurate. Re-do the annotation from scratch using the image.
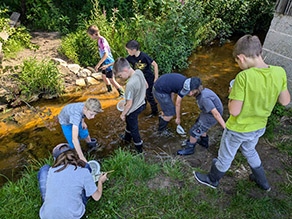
[194,35,291,191]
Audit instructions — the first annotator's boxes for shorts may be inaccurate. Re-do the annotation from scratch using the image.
[189,114,217,139]
[101,69,113,78]
[153,89,176,116]
[61,122,89,148]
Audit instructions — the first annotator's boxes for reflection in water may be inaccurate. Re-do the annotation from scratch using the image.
[0,40,240,186]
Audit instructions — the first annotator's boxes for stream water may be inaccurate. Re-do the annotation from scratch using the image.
[0,39,240,187]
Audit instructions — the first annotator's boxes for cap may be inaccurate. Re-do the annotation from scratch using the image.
[52,143,72,160]
[180,77,201,96]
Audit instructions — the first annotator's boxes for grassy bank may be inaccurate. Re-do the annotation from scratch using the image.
[0,126,291,219]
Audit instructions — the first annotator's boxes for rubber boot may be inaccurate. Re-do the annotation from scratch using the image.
[119,130,132,144]
[177,141,196,155]
[134,141,143,153]
[249,164,271,191]
[106,84,112,92]
[194,159,225,189]
[197,135,209,148]
[87,138,97,149]
[158,116,169,132]
[117,87,124,97]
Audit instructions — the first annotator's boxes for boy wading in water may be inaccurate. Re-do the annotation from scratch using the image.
[113,57,148,153]
[58,98,103,163]
[177,77,226,155]
[87,25,124,97]
[125,40,159,117]
[153,73,201,135]
[194,35,291,191]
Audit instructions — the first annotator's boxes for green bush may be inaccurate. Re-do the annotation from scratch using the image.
[16,58,64,98]
[202,0,276,40]
[0,9,37,59]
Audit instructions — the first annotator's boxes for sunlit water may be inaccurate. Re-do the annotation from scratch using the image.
[0,40,240,186]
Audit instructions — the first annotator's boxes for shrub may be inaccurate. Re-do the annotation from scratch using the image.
[16,58,64,98]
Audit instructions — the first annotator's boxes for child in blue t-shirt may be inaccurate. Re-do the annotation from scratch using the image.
[87,25,124,97]
[58,98,103,162]
[38,143,107,219]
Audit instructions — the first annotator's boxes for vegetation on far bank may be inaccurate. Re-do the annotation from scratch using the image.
[1,0,276,73]
[0,105,291,218]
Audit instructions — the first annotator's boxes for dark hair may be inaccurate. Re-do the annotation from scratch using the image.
[233,35,262,59]
[126,40,140,50]
[52,145,86,172]
[87,25,99,35]
[113,57,131,74]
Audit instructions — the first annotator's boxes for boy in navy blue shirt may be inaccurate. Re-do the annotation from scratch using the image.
[154,73,197,133]
[126,40,159,117]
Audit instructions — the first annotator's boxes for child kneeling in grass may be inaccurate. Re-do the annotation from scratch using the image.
[38,143,107,219]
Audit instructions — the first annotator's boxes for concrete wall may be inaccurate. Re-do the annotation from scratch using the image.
[262,13,292,106]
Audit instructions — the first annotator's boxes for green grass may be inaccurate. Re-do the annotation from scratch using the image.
[0,146,291,218]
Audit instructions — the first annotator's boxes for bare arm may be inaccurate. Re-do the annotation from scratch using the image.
[91,173,108,201]
[228,99,243,117]
[278,89,291,106]
[95,52,108,70]
[120,99,133,121]
[152,60,159,82]
[175,96,183,125]
[101,61,114,70]
[72,125,87,162]
[210,108,226,129]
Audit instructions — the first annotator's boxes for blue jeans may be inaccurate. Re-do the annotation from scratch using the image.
[61,122,89,149]
[216,128,266,172]
[37,163,92,204]
[126,104,145,145]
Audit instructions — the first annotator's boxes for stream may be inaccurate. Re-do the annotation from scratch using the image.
[0,39,240,187]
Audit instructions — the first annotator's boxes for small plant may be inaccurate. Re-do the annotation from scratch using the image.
[16,58,64,99]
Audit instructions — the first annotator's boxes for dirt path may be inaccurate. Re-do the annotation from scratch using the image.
[2,31,70,66]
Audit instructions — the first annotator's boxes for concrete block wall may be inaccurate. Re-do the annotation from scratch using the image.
[262,13,292,106]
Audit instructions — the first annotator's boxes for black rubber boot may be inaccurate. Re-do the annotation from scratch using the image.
[106,84,112,92]
[117,87,124,97]
[119,130,132,144]
[249,164,271,191]
[134,141,143,153]
[87,138,97,148]
[158,116,169,132]
[177,141,196,155]
[197,135,209,148]
[194,159,225,189]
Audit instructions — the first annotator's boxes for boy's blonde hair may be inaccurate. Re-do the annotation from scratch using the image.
[87,25,99,35]
[113,57,131,74]
[233,35,262,59]
[84,98,103,113]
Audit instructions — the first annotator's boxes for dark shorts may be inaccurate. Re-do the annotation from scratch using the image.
[101,69,113,78]
[189,114,217,139]
[153,89,175,116]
